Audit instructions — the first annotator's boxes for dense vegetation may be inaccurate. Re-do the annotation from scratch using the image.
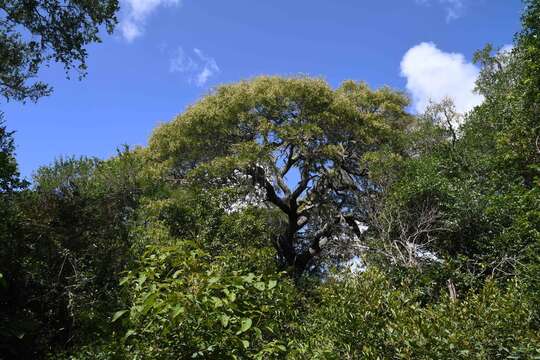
[1,1,539,358]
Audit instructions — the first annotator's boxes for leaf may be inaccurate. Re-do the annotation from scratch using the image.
[242,339,250,349]
[236,318,252,335]
[124,329,136,340]
[267,280,277,290]
[211,296,223,308]
[254,281,265,291]
[220,314,229,328]
[171,305,184,319]
[112,309,128,322]
[242,273,255,283]
[137,274,147,285]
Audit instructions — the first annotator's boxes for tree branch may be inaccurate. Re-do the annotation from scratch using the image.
[249,165,290,214]
[291,164,314,201]
[280,144,298,177]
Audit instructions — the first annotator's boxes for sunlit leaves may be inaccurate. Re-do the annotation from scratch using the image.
[116,243,295,358]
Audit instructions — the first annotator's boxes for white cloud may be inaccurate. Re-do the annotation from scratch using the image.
[416,0,465,22]
[119,20,141,42]
[119,0,181,42]
[400,42,483,114]
[170,47,220,86]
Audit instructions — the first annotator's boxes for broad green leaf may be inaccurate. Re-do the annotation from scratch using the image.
[267,280,277,290]
[253,326,263,339]
[124,329,136,340]
[236,318,252,335]
[254,281,265,291]
[112,309,128,322]
[242,273,255,283]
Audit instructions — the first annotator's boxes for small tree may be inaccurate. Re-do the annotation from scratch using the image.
[149,76,413,274]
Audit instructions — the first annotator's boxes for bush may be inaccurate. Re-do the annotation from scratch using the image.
[291,270,540,359]
[110,241,301,359]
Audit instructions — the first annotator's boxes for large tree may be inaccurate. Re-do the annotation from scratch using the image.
[149,77,413,274]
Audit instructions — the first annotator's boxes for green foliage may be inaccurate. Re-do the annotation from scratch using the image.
[0,116,29,357]
[364,0,540,290]
[148,76,414,274]
[0,115,24,192]
[0,149,149,358]
[5,2,540,357]
[291,270,540,359]
[0,0,118,102]
[111,242,299,359]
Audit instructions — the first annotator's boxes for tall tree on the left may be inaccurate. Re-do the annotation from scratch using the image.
[1,0,119,103]
[0,1,119,357]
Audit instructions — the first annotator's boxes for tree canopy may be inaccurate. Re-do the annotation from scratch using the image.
[0,0,118,102]
[149,77,413,274]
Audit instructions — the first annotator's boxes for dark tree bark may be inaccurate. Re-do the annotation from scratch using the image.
[248,159,363,275]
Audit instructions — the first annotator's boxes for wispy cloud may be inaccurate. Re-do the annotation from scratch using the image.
[416,0,466,22]
[119,0,181,42]
[170,47,220,86]
[400,42,483,114]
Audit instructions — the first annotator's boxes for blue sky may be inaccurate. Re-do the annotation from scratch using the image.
[3,0,523,178]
